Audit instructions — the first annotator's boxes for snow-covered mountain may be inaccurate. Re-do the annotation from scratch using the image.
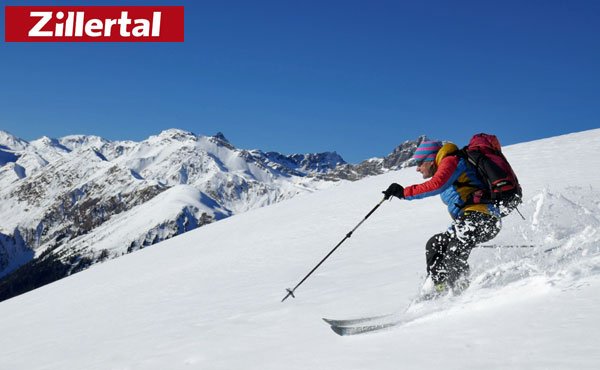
[0,129,425,300]
[0,128,598,370]
[327,135,429,180]
[0,129,336,280]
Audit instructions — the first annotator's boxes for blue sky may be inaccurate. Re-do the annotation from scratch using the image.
[1,0,599,163]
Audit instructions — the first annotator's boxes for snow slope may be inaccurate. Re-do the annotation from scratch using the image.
[0,129,599,369]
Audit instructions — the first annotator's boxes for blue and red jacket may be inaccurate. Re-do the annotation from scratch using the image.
[404,143,500,219]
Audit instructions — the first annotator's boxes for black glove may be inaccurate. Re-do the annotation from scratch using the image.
[383,183,404,200]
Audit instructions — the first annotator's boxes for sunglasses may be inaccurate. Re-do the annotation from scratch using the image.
[415,159,434,167]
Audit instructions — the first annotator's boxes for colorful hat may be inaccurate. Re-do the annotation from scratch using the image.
[413,140,443,164]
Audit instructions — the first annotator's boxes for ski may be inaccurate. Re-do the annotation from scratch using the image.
[325,293,456,336]
[322,312,398,327]
[330,320,403,336]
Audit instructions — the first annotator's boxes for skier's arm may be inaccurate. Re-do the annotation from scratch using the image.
[404,157,462,200]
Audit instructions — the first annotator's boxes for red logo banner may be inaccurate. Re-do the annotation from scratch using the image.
[5,6,184,42]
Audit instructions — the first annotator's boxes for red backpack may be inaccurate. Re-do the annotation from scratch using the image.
[458,133,522,217]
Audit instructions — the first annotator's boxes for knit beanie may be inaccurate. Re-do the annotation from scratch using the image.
[413,140,443,163]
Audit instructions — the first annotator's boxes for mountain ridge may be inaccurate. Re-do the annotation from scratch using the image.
[0,128,426,301]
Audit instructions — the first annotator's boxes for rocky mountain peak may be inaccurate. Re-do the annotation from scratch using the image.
[155,129,197,142]
[213,132,229,143]
[59,135,110,151]
[0,130,29,151]
[31,136,71,153]
[209,132,235,150]
[324,135,428,180]
[290,151,347,173]
[382,135,430,169]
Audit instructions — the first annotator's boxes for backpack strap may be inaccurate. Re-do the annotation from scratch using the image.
[446,148,493,208]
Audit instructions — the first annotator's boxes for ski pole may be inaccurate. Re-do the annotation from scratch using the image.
[281,197,387,302]
[478,244,535,249]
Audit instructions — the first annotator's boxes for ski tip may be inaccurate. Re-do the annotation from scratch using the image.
[330,325,347,336]
[323,318,353,336]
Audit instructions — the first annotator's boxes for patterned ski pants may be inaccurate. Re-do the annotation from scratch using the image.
[426,211,501,287]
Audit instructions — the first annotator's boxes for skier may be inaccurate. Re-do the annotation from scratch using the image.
[383,140,501,298]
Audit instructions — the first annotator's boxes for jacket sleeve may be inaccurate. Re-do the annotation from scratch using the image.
[404,156,462,200]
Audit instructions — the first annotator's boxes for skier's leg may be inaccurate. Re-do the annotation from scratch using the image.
[444,240,473,292]
[425,232,451,285]
[445,212,501,290]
